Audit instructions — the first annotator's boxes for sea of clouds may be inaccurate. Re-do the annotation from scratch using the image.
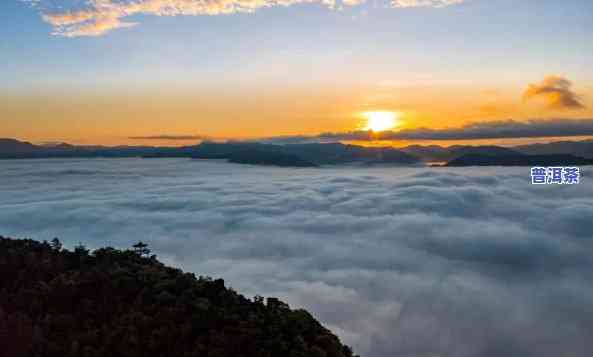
[1,158,592,357]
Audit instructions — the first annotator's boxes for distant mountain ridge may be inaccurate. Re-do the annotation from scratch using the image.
[189,142,419,166]
[515,140,593,159]
[0,138,39,155]
[401,144,523,162]
[2,137,593,167]
[0,138,195,160]
[0,139,419,167]
[446,153,593,167]
[402,140,593,166]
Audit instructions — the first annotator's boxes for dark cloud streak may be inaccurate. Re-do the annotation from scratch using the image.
[260,118,593,144]
[523,76,585,110]
[128,135,208,141]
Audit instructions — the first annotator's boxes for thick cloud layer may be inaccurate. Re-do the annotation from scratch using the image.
[1,159,592,357]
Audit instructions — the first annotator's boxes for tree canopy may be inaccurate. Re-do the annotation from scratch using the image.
[0,236,356,357]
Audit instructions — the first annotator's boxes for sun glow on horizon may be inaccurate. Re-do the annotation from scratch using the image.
[362,111,400,132]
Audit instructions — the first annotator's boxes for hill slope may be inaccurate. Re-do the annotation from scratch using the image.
[446,153,593,166]
[191,142,419,166]
[0,138,417,166]
[516,140,593,159]
[0,138,40,157]
[0,237,356,357]
[402,144,522,162]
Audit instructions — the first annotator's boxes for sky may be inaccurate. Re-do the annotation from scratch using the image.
[1,0,593,146]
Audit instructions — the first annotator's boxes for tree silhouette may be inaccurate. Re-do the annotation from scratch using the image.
[73,242,89,255]
[50,238,62,251]
[132,241,151,257]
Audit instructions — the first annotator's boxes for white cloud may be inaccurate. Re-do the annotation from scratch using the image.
[28,0,341,37]
[24,0,467,37]
[392,0,465,8]
[1,159,592,357]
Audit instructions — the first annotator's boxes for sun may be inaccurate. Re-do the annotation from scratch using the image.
[362,111,399,132]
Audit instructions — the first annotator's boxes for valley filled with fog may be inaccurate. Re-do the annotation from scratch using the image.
[1,158,592,357]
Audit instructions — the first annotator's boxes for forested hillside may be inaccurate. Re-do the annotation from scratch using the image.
[0,237,356,357]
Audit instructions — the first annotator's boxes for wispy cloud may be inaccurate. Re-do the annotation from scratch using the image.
[391,0,465,8]
[523,76,585,110]
[29,0,342,37]
[25,0,467,37]
[259,118,593,143]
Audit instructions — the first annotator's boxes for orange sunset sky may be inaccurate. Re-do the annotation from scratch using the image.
[2,0,592,147]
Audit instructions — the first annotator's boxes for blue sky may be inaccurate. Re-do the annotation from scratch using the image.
[3,0,592,89]
[1,0,592,144]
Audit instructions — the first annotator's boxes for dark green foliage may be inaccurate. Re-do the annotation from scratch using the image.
[50,238,62,252]
[131,241,151,257]
[0,236,357,357]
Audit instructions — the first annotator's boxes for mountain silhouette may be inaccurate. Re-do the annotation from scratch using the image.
[446,153,593,166]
